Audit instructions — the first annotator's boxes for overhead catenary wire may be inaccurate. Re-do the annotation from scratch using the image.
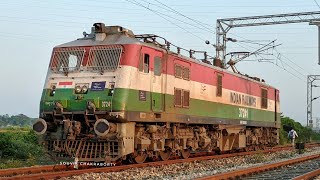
[125,0,214,34]
[236,40,310,77]
[147,0,311,82]
[232,46,307,83]
[130,0,312,83]
[268,59,307,83]
[244,47,307,83]
[231,41,307,82]
[221,16,314,78]
[270,54,307,83]
[272,48,312,74]
[242,42,307,76]
[0,1,316,82]
[227,32,310,79]
[151,0,215,33]
[124,0,209,42]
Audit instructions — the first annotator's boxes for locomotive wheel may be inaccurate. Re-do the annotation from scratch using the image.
[134,152,147,164]
[181,149,190,159]
[159,149,171,161]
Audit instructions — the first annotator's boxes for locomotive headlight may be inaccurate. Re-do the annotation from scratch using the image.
[75,85,82,94]
[81,85,88,93]
[75,83,89,94]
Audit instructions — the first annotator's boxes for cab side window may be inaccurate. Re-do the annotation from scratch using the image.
[143,54,150,73]
[139,53,150,73]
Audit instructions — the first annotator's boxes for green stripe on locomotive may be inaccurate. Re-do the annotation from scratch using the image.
[40,88,123,111]
[40,88,278,123]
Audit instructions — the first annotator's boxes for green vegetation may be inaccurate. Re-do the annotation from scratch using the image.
[0,114,53,169]
[280,116,320,144]
[0,128,53,169]
[0,127,54,169]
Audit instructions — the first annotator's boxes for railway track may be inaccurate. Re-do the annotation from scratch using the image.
[197,147,320,180]
[0,143,319,180]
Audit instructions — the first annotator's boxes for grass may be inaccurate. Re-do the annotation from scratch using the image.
[0,127,53,169]
[0,127,30,133]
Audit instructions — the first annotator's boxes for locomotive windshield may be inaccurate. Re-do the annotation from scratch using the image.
[50,47,85,72]
[86,46,123,72]
[49,45,123,73]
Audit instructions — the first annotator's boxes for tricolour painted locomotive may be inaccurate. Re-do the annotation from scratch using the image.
[33,23,280,163]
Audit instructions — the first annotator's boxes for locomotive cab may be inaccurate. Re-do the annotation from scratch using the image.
[40,23,138,118]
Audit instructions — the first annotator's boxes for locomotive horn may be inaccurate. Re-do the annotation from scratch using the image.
[94,119,117,137]
[33,118,48,135]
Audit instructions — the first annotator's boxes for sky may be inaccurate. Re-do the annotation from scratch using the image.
[0,0,319,126]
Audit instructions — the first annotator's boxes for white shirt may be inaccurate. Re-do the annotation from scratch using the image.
[288,129,298,139]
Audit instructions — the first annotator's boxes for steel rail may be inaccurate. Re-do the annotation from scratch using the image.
[293,168,320,180]
[0,164,88,178]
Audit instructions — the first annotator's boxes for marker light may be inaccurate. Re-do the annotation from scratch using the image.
[108,82,115,96]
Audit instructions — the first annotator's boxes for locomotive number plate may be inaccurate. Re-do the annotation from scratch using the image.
[239,108,248,118]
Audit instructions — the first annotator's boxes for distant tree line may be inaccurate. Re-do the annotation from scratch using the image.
[0,114,36,127]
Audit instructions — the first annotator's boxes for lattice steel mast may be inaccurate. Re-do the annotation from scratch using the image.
[216,11,320,67]
[307,75,320,127]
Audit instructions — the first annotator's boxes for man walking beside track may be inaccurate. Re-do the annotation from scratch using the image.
[288,129,298,146]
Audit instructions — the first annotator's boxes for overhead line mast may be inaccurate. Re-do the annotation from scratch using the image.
[216,11,320,67]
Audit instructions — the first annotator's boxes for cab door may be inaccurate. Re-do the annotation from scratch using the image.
[150,50,164,112]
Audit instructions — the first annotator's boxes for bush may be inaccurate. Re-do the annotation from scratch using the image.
[0,129,44,160]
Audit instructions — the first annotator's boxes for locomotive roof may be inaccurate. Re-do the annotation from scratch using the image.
[55,30,277,90]
[56,33,142,47]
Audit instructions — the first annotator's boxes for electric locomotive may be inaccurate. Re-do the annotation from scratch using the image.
[33,23,280,163]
